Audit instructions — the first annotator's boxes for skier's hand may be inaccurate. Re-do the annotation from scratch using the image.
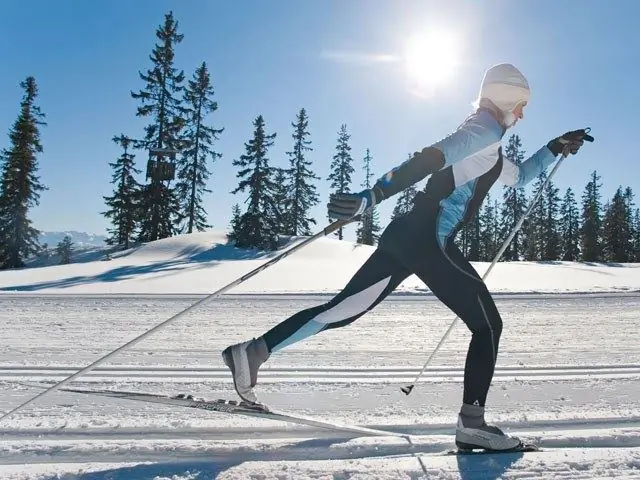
[328,189,378,220]
[547,128,594,156]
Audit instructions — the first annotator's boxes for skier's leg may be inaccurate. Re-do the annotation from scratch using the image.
[223,247,410,403]
[402,241,519,450]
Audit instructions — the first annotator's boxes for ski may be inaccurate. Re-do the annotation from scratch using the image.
[19,382,403,438]
[447,443,540,455]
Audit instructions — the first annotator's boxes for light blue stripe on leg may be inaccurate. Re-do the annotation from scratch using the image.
[271,320,325,352]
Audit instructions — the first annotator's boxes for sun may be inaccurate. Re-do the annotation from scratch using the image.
[404,30,461,98]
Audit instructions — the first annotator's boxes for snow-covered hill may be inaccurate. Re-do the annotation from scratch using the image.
[2,230,640,295]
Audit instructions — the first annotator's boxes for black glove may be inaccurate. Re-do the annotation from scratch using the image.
[547,128,594,156]
[328,189,379,220]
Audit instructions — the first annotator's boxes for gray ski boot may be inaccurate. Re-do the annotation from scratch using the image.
[455,403,522,451]
[222,337,270,404]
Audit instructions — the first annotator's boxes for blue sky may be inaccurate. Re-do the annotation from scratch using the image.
[1,0,637,237]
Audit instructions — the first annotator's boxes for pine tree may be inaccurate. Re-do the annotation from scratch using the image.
[177,62,223,233]
[131,11,186,242]
[272,167,290,234]
[102,135,140,249]
[391,154,417,220]
[499,135,527,261]
[632,209,640,262]
[0,77,47,269]
[467,213,482,261]
[543,177,562,260]
[479,195,500,261]
[327,124,355,240]
[580,170,603,261]
[522,172,548,261]
[356,149,381,245]
[230,115,279,250]
[624,187,636,261]
[285,108,319,236]
[602,187,633,262]
[228,203,242,241]
[559,188,580,261]
[56,235,73,264]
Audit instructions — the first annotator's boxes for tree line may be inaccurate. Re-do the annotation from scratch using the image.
[0,11,637,268]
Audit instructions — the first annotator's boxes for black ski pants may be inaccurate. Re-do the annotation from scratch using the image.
[263,208,503,407]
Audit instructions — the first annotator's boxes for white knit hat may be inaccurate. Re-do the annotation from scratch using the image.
[478,63,530,113]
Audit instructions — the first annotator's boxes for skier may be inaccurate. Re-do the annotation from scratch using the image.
[222,63,592,451]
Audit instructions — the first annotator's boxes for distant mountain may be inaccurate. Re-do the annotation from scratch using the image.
[39,231,108,248]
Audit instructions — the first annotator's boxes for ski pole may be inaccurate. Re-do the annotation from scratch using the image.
[401,141,589,395]
[0,218,354,423]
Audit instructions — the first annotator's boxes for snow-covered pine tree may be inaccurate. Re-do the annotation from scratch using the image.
[499,134,527,260]
[391,155,417,220]
[356,149,381,245]
[580,170,603,261]
[559,187,580,260]
[102,135,140,249]
[178,62,223,234]
[230,115,279,250]
[56,235,73,265]
[327,124,355,240]
[0,77,47,269]
[131,11,186,242]
[602,187,633,262]
[285,108,319,236]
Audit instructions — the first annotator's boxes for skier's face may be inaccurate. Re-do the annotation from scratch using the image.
[511,101,527,125]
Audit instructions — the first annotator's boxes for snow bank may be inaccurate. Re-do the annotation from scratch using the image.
[1,230,639,295]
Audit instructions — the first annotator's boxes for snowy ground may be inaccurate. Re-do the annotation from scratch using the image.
[0,231,639,478]
[0,294,639,479]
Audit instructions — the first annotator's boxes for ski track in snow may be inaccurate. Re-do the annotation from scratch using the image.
[0,295,639,479]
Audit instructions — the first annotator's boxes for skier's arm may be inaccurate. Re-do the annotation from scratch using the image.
[372,109,504,201]
[499,146,556,188]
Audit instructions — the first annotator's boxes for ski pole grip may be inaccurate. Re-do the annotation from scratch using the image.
[583,127,594,142]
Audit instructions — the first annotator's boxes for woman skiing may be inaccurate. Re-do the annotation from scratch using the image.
[222,63,592,451]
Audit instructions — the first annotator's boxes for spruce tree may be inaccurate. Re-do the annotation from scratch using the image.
[559,188,580,260]
[327,124,355,240]
[499,135,527,260]
[102,135,140,249]
[178,62,223,233]
[285,108,319,236]
[632,209,640,262]
[230,115,279,250]
[272,167,291,234]
[131,11,186,242]
[356,149,381,245]
[602,187,633,262]
[543,178,562,260]
[391,154,417,220]
[479,195,500,261]
[522,172,548,261]
[0,77,47,269]
[580,170,603,261]
[228,203,242,241]
[56,235,73,265]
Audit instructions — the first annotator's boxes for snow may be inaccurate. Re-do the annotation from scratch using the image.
[0,231,639,478]
[1,230,640,295]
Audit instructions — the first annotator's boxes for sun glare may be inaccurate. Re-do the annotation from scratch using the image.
[404,31,460,98]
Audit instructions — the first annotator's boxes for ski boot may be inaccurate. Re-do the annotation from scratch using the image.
[455,404,523,452]
[222,337,270,404]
